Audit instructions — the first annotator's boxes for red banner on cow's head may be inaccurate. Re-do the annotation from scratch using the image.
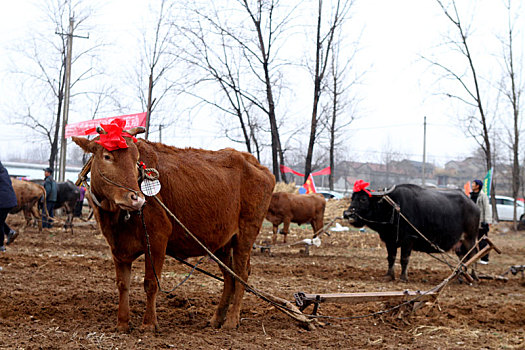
[65,113,147,138]
[90,118,137,151]
[353,179,371,197]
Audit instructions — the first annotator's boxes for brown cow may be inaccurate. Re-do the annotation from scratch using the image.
[266,192,326,244]
[72,127,274,332]
[10,178,46,232]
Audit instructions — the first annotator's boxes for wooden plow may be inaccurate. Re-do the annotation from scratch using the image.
[293,237,502,317]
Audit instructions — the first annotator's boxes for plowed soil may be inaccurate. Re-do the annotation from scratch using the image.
[1,200,524,349]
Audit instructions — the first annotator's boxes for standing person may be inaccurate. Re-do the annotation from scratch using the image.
[42,167,57,229]
[0,161,18,251]
[470,179,492,264]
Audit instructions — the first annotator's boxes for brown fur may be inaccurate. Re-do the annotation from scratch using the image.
[10,178,46,232]
[265,192,326,244]
[72,136,275,332]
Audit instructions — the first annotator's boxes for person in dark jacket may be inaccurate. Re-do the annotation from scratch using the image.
[0,162,18,251]
[42,167,57,229]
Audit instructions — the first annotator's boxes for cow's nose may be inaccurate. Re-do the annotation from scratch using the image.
[129,192,146,210]
[343,209,354,219]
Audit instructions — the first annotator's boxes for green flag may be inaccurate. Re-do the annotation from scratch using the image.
[483,168,493,197]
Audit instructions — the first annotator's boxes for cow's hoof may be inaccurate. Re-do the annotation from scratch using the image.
[116,323,130,333]
[400,276,409,283]
[221,319,239,330]
[382,273,395,281]
[208,316,223,329]
[140,323,158,332]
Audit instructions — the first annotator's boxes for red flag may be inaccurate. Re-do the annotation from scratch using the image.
[311,166,331,176]
[302,174,317,194]
[65,112,147,138]
[280,165,305,177]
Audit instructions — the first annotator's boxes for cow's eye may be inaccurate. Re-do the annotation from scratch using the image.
[104,154,111,161]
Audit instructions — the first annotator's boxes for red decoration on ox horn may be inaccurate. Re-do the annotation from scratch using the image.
[353,179,372,197]
[89,118,138,151]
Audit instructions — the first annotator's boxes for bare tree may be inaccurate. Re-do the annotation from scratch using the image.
[179,0,295,181]
[303,0,353,181]
[498,0,523,229]
[237,0,293,181]
[428,0,497,216]
[174,14,263,159]
[323,34,360,190]
[8,0,103,171]
[132,0,179,139]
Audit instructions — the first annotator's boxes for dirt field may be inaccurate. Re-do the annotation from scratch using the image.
[1,200,524,349]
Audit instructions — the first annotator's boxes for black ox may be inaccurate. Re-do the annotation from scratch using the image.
[32,179,80,229]
[343,184,480,281]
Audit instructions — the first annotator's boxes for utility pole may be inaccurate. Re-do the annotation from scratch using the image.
[159,124,164,143]
[56,16,88,182]
[422,116,427,186]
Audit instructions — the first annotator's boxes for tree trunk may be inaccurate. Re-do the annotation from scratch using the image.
[145,72,153,140]
[49,61,67,172]
[512,108,520,230]
[328,74,337,191]
[304,1,324,182]
[254,18,283,182]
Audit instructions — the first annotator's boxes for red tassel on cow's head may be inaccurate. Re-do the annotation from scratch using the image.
[353,179,372,197]
[88,118,138,151]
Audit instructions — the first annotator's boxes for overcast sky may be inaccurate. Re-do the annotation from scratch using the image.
[1,0,522,168]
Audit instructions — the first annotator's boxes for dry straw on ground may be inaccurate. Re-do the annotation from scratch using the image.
[273,181,298,193]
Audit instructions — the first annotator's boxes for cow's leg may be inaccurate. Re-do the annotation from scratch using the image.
[311,216,324,237]
[65,206,74,233]
[222,224,257,329]
[114,259,132,332]
[142,239,166,332]
[30,204,42,233]
[23,208,32,230]
[271,224,279,245]
[210,244,235,328]
[400,241,414,282]
[282,217,291,243]
[385,242,397,280]
[68,212,74,234]
[460,226,480,279]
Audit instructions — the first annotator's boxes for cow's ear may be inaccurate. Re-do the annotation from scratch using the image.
[72,137,99,154]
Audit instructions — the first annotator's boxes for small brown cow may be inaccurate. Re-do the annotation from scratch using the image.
[266,192,326,244]
[72,126,274,332]
[10,178,46,232]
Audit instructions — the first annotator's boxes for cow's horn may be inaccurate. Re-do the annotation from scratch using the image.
[371,185,396,196]
[124,126,146,136]
[96,126,107,134]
